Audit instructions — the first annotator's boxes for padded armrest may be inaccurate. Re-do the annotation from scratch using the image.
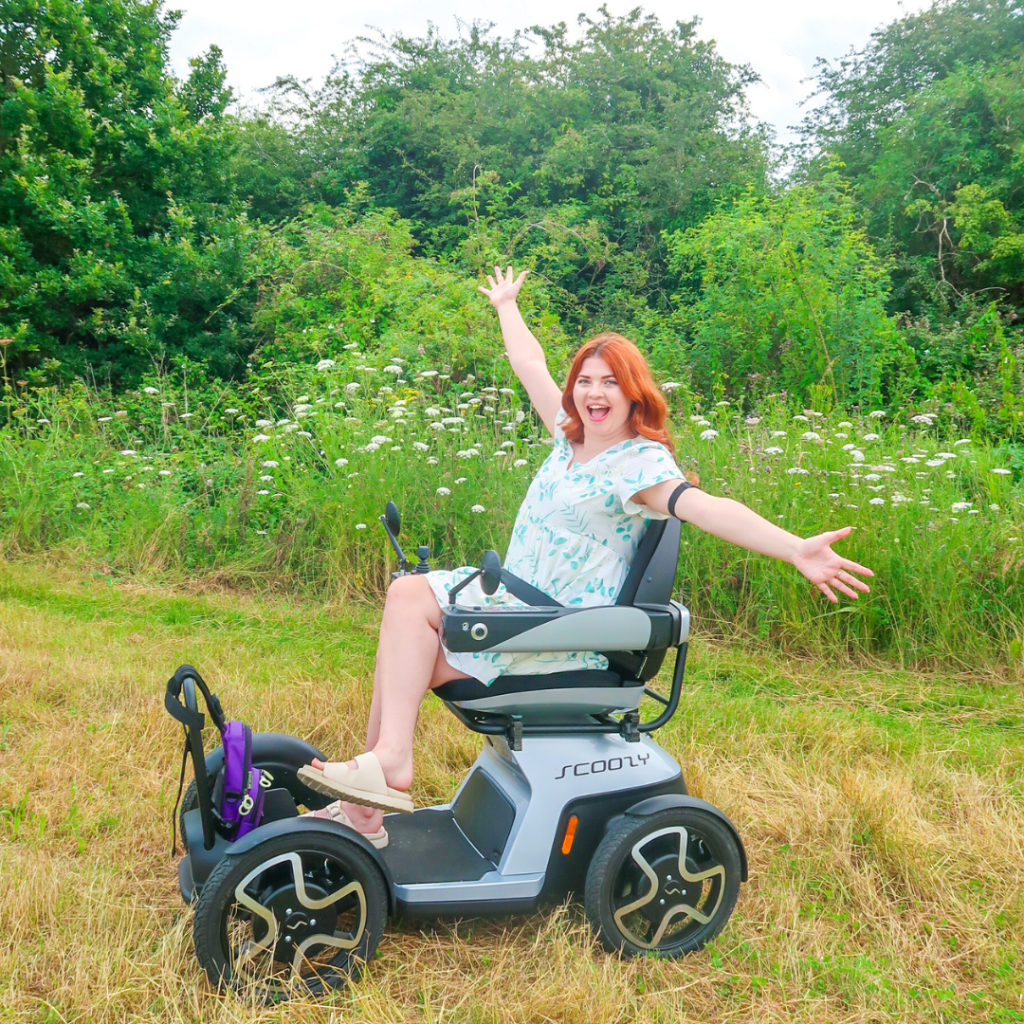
[440,601,688,654]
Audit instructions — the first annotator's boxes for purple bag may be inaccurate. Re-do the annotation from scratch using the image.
[212,721,269,839]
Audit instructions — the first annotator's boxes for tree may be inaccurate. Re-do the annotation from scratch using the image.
[0,0,258,384]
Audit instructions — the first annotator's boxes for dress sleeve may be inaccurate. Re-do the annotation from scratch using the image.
[612,443,687,519]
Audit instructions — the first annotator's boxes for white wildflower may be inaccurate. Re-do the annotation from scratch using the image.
[252,434,271,443]
[294,404,313,414]
[259,474,274,482]
[370,435,393,445]
[837,421,853,429]
[869,410,886,419]
[442,417,465,426]
[343,343,360,350]
[500,387,516,395]
[869,497,886,505]
[991,468,1012,475]
[471,504,486,513]
[427,457,439,465]
[925,459,945,467]
[935,452,957,459]
[179,412,194,419]
[989,504,1001,511]
[863,473,882,482]
[457,449,480,459]
[801,431,821,441]
[97,416,113,423]
[346,383,361,392]
[700,429,719,440]
[771,430,787,438]
[513,459,528,467]
[787,467,809,475]
[255,419,272,428]
[911,414,935,424]
[954,438,971,446]
[413,441,429,452]
[158,470,171,476]
[355,523,367,530]
[143,386,159,395]
[436,487,451,496]
[716,400,730,407]
[951,501,972,512]
[383,365,402,374]
[661,382,682,391]
[745,417,761,426]
[365,443,380,453]
[430,421,446,431]
[764,446,784,455]
[455,477,468,484]
[901,456,920,463]
[834,432,848,439]
[316,359,336,371]
[420,370,439,378]
[334,458,349,467]
[257,489,270,495]
[793,414,809,422]
[283,424,299,433]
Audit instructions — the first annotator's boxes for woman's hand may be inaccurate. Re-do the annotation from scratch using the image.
[791,526,874,603]
[479,265,529,310]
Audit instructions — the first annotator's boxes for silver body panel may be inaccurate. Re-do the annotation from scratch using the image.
[484,606,654,652]
[392,733,681,906]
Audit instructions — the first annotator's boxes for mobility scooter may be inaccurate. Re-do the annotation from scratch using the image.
[167,503,747,998]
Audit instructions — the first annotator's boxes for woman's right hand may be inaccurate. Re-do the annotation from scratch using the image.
[479,265,529,310]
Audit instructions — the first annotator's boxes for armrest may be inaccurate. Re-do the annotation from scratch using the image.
[440,602,687,654]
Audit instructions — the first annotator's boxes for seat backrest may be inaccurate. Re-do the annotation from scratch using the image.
[615,517,681,608]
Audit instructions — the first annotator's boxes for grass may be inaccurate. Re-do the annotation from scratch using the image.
[3,363,1024,669]
[1,554,1023,1023]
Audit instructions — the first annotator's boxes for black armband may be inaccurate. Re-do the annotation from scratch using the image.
[668,480,697,520]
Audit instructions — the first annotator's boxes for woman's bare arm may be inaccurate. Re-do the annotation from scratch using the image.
[634,479,874,604]
[479,266,563,434]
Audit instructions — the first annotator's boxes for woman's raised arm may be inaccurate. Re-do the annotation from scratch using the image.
[479,265,563,435]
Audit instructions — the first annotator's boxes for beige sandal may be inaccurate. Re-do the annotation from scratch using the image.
[298,751,415,814]
[302,800,388,850]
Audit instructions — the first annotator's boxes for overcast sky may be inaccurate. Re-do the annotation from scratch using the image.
[166,0,930,145]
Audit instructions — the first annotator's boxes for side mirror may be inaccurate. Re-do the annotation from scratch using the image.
[384,500,401,537]
[479,549,502,596]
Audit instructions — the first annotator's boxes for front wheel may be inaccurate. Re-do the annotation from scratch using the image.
[193,831,388,1000]
[585,807,742,957]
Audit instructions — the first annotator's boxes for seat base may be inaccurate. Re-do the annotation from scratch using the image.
[434,669,643,718]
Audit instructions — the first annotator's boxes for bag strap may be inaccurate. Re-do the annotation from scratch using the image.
[165,665,226,733]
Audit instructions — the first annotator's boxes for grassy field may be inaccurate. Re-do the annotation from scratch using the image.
[1,555,1023,1023]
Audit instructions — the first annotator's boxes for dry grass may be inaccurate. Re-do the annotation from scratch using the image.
[1,555,1022,1023]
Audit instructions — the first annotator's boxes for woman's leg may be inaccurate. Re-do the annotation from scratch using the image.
[312,574,468,831]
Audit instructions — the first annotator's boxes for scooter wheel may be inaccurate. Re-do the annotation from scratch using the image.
[585,807,742,958]
[193,831,388,1000]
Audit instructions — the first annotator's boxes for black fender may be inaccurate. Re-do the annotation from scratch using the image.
[202,732,331,811]
[224,815,397,915]
[622,794,748,882]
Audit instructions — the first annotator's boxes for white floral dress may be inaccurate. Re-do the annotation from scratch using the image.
[426,412,685,685]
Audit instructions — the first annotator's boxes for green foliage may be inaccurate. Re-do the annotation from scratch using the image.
[2,365,1023,668]
[661,175,919,407]
[252,7,769,326]
[0,0,258,384]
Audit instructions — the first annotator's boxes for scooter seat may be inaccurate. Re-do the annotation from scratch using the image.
[434,668,622,702]
[433,669,643,719]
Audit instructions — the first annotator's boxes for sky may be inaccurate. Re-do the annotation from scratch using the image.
[166,0,931,145]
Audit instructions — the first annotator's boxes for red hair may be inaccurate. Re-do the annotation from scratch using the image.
[561,333,674,455]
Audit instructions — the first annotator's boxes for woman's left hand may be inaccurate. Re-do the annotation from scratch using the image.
[791,526,874,603]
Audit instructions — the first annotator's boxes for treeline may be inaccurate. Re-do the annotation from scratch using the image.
[1,0,1022,425]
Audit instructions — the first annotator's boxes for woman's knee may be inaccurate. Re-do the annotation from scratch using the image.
[383,573,441,626]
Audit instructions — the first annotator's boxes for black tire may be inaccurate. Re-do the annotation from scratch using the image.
[178,777,206,852]
[585,807,742,958]
[193,831,388,1000]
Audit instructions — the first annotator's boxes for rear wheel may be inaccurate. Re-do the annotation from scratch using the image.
[585,807,742,957]
[193,831,388,1000]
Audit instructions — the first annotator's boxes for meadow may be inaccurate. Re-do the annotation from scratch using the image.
[0,557,1022,1023]
[2,353,1022,668]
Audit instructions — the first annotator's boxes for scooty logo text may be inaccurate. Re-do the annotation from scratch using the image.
[555,753,649,779]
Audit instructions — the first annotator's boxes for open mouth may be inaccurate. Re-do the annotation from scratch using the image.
[587,404,610,422]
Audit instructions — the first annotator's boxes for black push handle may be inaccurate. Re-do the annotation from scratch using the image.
[165,664,222,851]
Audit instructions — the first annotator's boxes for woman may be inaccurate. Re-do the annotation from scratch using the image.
[299,266,873,846]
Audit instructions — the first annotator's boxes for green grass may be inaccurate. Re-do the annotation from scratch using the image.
[1,557,1023,1023]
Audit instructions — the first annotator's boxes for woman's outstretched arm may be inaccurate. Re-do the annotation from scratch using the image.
[479,265,563,434]
[634,480,874,604]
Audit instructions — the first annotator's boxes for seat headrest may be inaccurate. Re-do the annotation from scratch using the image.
[615,517,681,607]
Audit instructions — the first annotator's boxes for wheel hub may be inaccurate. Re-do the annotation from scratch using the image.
[252,880,339,962]
[638,852,699,925]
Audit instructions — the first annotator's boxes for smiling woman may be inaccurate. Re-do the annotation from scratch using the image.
[298,265,876,847]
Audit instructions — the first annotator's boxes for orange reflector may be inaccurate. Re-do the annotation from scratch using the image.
[561,815,579,855]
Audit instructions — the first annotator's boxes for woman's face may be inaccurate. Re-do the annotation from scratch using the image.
[573,355,633,443]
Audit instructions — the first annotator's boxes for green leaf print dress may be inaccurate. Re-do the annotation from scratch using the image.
[426,411,685,685]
